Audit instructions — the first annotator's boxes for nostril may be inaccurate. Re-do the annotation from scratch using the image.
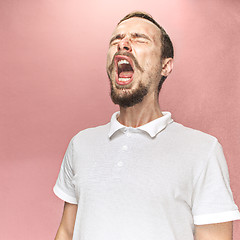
[118,41,131,52]
[118,45,130,51]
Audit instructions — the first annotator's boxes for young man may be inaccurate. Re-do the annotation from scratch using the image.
[53,12,240,240]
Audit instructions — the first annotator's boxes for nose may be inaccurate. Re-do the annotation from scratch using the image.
[118,37,132,52]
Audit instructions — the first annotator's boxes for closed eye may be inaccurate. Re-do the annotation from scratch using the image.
[135,39,148,43]
[111,39,120,45]
[131,33,151,42]
[110,34,124,45]
[109,32,151,45]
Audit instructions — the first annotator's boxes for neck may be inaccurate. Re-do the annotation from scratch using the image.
[118,94,163,127]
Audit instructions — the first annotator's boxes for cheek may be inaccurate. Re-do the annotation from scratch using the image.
[108,44,118,55]
[106,51,113,67]
[136,47,161,66]
[147,50,161,68]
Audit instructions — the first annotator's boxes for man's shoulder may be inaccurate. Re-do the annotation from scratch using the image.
[71,122,110,143]
[169,121,218,147]
[171,121,216,137]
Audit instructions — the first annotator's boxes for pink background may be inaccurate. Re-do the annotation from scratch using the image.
[1,0,240,239]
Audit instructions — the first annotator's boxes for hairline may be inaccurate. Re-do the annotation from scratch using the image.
[116,17,162,42]
[116,12,174,94]
[117,16,161,31]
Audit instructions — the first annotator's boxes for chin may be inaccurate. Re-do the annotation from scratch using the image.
[110,82,149,108]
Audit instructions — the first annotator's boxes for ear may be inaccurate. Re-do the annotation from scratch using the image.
[161,58,173,77]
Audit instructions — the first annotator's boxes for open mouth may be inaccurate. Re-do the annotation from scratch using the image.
[114,55,134,85]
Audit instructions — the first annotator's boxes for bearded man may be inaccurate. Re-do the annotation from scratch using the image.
[53,11,240,240]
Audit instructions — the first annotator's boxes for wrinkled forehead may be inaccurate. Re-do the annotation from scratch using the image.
[111,17,161,44]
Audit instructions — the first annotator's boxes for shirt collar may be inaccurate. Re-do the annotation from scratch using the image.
[108,111,173,138]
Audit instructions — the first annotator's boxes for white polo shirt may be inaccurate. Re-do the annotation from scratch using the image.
[54,112,240,240]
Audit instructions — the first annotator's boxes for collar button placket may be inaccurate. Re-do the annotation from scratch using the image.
[126,131,131,137]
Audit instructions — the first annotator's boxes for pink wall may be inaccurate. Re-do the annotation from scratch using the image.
[1,0,240,239]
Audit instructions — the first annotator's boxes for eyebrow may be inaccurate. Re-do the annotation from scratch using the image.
[131,33,151,41]
[110,32,151,44]
[110,33,125,44]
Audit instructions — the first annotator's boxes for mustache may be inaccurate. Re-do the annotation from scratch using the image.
[108,51,144,74]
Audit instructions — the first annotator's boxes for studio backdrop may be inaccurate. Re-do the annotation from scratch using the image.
[1,0,240,239]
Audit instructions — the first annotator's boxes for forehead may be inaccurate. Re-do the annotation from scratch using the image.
[112,17,161,42]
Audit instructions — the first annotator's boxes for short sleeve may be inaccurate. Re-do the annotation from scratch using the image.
[192,140,240,225]
[53,139,77,204]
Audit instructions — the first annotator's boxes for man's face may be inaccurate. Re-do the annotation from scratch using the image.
[106,17,162,108]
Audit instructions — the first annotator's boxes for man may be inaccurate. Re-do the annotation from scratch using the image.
[53,12,240,240]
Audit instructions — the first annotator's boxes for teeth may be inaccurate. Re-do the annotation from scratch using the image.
[118,59,130,66]
[119,77,131,82]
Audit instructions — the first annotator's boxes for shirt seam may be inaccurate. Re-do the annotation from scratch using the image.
[192,137,218,188]
[71,137,75,175]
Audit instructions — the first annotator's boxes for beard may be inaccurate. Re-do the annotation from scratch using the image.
[108,72,150,108]
[107,51,157,108]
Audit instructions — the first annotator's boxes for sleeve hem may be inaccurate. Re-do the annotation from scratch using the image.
[194,210,240,225]
[53,185,77,204]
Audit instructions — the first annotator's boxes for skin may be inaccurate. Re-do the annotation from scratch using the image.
[194,221,233,240]
[106,17,173,127]
[55,17,233,240]
[54,202,77,240]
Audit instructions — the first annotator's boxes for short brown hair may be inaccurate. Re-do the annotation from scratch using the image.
[118,11,174,93]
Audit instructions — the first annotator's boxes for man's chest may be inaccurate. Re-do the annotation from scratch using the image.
[72,139,194,207]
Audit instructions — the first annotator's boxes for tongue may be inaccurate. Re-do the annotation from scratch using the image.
[119,71,133,78]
